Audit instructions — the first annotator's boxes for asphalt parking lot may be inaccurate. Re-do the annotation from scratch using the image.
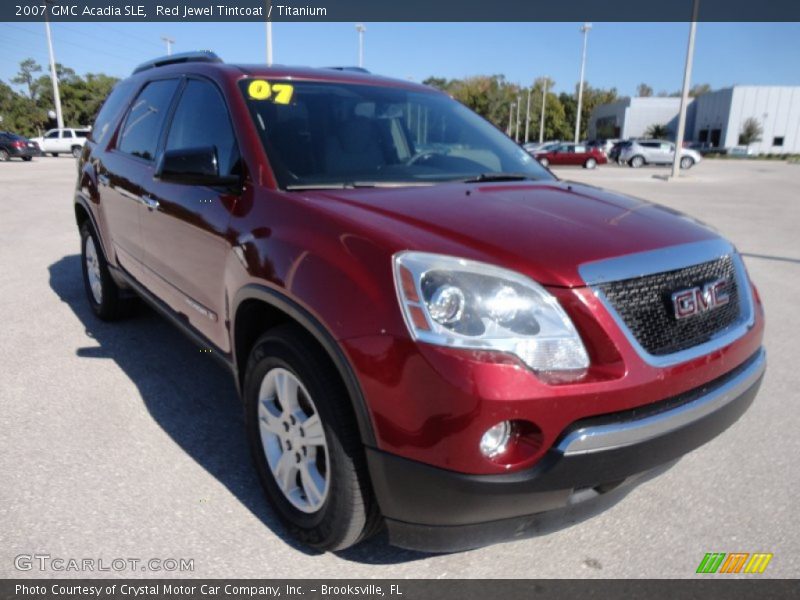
[1,157,798,579]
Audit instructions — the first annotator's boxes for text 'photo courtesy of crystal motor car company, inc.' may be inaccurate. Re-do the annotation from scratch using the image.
[72,49,766,553]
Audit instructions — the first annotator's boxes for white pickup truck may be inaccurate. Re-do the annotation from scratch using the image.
[30,128,91,158]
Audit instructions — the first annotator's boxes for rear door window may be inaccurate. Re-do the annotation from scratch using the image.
[117,79,180,162]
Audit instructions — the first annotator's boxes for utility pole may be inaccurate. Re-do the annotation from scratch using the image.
[161,36,174,56]
[515,95,521,142]
[671,0,700,179]
[44,8,63,130]
[539,79,548,143]
[574,23,592,143]
[524,88,531,143]
[356,23,366,68]
[508,103,515,136]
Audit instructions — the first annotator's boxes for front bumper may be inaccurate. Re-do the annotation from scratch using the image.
[369,348,765,552]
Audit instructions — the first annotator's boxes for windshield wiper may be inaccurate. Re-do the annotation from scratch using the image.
[462,173,531,183]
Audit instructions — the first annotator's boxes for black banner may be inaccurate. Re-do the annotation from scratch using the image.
[2,580,799,600]
[3,0,800,22]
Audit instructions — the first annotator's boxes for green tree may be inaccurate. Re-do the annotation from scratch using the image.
[645,123,670,138]
[637,83,653,97]
[11,59,42,100]
[689,83,712,97]
[738,117,763,146]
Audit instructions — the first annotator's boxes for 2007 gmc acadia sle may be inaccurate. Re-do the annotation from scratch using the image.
[74,52,766,552]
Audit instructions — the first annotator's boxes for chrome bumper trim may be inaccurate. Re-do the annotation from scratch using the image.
[558,349,766,456]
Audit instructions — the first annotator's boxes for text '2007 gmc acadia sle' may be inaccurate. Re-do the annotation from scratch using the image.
[74,52,766,552]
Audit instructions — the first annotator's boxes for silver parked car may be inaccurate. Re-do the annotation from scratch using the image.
[618,139,702,169]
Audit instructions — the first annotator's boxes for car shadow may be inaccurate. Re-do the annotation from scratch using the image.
[48,254,432,565]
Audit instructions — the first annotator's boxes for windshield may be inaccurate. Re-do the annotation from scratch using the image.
[239,79,554,189]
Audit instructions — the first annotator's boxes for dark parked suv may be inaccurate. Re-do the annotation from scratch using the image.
[75,52,765,552]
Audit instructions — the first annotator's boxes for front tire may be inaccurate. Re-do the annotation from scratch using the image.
[80,222,125,321]
[50,153,58,157]
[629,155,645,168]
[71,145,82,159]
[244,326,381,551]
[584,157,597,169]
[23,156,33,162]
[538,157,549,168]
[680,156,695,169]
[0,149,9,162]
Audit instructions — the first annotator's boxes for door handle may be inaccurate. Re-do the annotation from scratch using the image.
[98,174,110,186]
[140,195,160,211]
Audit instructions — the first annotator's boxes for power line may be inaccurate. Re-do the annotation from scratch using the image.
[0,23,134,64]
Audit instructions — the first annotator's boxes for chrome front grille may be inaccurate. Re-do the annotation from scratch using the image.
[597,256,741,356]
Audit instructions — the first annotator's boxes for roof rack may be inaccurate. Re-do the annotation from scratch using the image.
[324,66,370,74]
[132,51,223,75]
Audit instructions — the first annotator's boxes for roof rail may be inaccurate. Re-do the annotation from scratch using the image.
[324,66,370,74]
[132,51,223,74]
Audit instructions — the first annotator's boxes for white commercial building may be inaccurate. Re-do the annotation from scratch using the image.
[691,86,800,154]
[588,97,694,141]
[589,86,800,153]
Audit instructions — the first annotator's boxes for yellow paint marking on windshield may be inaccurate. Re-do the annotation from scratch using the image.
[247,80,272,100]
[247,80,294,104]
[271,83,294,104]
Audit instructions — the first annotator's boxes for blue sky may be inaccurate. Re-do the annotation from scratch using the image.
[1,22,799,96]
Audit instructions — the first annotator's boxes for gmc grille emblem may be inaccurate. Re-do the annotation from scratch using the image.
[671,279,730,320]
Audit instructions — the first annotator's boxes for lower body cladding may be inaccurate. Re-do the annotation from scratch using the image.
[367,349,765,552]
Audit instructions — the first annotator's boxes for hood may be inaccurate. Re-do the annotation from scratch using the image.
[301,180,719,287]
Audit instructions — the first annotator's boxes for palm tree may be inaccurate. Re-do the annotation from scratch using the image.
[645,124,670,139]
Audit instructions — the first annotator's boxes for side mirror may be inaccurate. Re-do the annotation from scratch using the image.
[155,146,239,187]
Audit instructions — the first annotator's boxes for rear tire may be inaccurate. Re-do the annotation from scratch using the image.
[0,149,9,162]
[22,156,33,162]
[71,145,82,159]
[538,157,549,168]
[80,221,125,321]
[50,153,58,157]
[680,156,695,170]
[244,325,381,551]
[584,157,597,169]
[629,155,645,168]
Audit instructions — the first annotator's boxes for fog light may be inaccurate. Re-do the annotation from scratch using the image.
[480,421,511,458]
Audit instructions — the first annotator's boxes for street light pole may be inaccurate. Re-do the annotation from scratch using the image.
[539,79,548,143]
[265,1,273,65]
[161,36,174,56]
[43,12,63,130]
[525,88,531,143]
[508,103,515,136]
[515,95,521,142]
[266,22,273,65]
[356,24,366,68]
[574,23,592,143]
[671,0,700,179]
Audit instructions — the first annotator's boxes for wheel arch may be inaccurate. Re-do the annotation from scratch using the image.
[232,284,377,446]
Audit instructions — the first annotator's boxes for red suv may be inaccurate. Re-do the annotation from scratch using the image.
[75,52,765,552]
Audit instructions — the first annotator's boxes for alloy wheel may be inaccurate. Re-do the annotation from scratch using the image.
[257,368,330,513]
[84,235,103,304]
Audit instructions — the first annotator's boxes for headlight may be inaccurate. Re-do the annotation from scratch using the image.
[393,252,589,373]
